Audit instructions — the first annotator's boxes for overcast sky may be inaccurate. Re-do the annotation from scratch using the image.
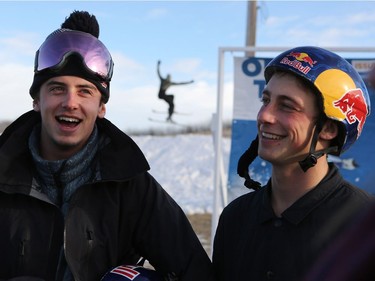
[1,1,375,131]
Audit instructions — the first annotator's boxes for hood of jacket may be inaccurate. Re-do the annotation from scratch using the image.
[0,110,150,196]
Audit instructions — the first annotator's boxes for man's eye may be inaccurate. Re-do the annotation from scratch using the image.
[260,97,270,105]
[79,89,92,95]
[281,103,296,111]
[50,87,64,93]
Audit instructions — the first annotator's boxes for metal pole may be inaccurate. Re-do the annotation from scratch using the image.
[211,47,226,257]
[245,0,257,57]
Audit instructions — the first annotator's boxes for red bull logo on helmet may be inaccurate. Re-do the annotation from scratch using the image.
[289,52,317,67]
[280,52,317,75]
[333,88,369,137]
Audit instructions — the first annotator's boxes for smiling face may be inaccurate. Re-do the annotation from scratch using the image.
[34,76,106,160]
[257,72,320,166]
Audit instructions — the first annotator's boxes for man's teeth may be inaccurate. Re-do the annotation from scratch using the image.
[58,117,79,123]
[262,132,282,140]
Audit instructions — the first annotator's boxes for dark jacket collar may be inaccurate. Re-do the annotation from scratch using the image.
[259,164,344,225]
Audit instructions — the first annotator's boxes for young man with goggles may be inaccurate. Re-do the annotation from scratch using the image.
[0,11,213,281]
[212,46,373,281]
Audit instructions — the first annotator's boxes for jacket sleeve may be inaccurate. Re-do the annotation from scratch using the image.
[130,172,214,281]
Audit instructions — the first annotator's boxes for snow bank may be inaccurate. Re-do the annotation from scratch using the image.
[132,134,231,214]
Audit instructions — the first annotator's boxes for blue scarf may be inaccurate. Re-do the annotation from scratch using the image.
[28,125,99,216]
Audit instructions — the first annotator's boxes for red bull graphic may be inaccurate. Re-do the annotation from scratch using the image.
[280,52,317,75]
[289,52,317,67]
[333,88,369,137]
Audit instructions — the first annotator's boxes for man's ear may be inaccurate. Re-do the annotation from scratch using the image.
[33,100,40,112]
[97,103,106,119]
[319,119,338,141]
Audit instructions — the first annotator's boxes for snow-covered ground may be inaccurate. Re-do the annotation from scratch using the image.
[132,134,231,214]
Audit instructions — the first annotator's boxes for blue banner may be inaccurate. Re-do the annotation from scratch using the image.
[228,57,375,194]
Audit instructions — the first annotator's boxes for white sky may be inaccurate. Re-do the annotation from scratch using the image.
[1,1,375,131]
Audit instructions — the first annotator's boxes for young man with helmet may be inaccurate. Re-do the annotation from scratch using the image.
[212,46,372,281]
[0,11,213,281]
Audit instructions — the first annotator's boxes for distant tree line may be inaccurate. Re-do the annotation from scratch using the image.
[126,120,232,137]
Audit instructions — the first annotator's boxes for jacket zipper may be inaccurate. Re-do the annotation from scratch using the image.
[18,229,30,272]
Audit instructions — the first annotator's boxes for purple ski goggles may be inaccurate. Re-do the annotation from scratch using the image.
[34,29,114,82]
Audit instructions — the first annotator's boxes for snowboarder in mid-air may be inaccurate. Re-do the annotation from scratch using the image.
[157,60,194,121]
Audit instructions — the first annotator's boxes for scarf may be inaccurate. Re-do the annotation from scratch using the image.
[28,125,99,216]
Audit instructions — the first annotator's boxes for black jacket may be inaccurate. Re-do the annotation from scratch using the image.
[213,165,372,281]
[0,111,213,281]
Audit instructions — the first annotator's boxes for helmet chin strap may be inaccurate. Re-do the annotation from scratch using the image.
[299,146,338,172]
[299,117,338,172]
[237,135,262,190]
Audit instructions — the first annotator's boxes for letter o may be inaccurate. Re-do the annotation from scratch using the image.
[242,58,262,77]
